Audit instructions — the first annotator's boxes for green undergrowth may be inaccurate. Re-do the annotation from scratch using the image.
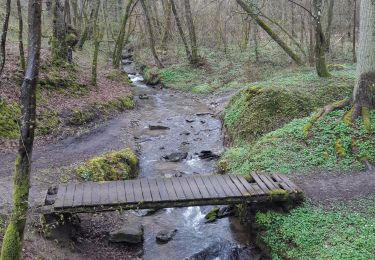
[224,66,354,143]
[256,198,375,259]
[76,148,139,182]
[67,95,134,125]
[222,108,375,175]
[0,100,20,139]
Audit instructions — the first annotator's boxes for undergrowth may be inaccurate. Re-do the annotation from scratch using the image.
[256,198,375,259]
[222,108,375,175]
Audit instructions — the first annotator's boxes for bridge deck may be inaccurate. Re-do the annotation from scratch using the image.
[49,173,302,213]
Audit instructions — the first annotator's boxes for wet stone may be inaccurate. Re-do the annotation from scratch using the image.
[186,119,195,123]
[149,125,170,130]
[47,186,58,195]
[180,131,190,136]
[156,229,178,243]
[162,152,188,162]
[109,223,144,244]
[198,150,220,160]
[139,94,149,100]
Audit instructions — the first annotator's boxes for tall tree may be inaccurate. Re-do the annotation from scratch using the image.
[236,0,303,65]
[313,0,330,77]
[113,0,135,68]
[51,0,68,63]
[140,0,163,68]
[0,0,43,259]
[352,0,375,121]
[184,0,199,64]
[324,0,335,52]
[16,0,25,71]
[0,0,12,76]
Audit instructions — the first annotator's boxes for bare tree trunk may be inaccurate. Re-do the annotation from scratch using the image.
[0,1,42,259]
[0,0,12,76]
[113,0,135,68]
[52,0,68,63]
[140,0,163,68]
[170,0,191,62]
[313,0,330,77]
[161,0,172,51]
[352,0,357,63]
[236,0,303,65]
[325,0,334,52]
[184,0,199,64]
[64,0,72,25]
[16,0,25,71]
[77,0,100,49]
[352,0,375,120]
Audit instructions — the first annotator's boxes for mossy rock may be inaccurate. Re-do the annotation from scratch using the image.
[107,70,131,84]
[76,148,139,182]
[224,86,312,143]
[0,99,21,139]
[205,208,220,223]
[144,67,160,85]
[36,110,60,136]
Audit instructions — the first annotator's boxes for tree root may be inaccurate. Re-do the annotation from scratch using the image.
[303,98,351,137]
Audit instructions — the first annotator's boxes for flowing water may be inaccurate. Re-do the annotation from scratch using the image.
[123,61,254,259]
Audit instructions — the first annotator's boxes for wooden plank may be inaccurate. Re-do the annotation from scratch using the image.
[63,184,76,208]
[275,174,300,191]
[82,182,92,206]
[271,174,293,191]
[163,178,178,201]
[108,181,118,204]
[251,183,264,195]
[132,179,143,202]
[140,178,153,202]
[251,172,270,193]
[264,175,284,190]
[200,176,219,197]
[91,183,101,205]
[193,176,210,198]
[99,182,110,205]
[171,178,186,200]
[155,178,169,201]
[72,183,84,207]
[222,175,243,197]
[148,178,161,201]
[210,175,234,197]
[258,174,278,190]
[124,180,135,203]
[185,177,203,199]
[236,176,259,195]
[228,175,251,196]
[116,181,126,204]
[54,185,67,208]
[178,177,195,200]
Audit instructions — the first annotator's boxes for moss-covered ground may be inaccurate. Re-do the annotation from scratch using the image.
[256,198,375,259]
[75,148,138,182]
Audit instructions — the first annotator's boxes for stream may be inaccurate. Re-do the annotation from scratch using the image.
[123,58,254,259]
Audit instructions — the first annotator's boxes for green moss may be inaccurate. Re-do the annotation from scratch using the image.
[256,199,375,259]
[335,138,347,158]
[106,70,130,84]
[224,108,375,175]
[76,148,139,182]
[144,67,160,85]
[36,110,60,136]
[205,208,220,223]
[0,100,20,139]
[0,222,21,260]
[362,106,371,132]
[224,86,312,142]
[269,189,289,201]
[191,83,214,94]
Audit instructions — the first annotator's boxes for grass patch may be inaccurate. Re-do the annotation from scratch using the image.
[0,100,20,139]
[76,148,139,182]
[256,198,375,259]
[222,108,375,175]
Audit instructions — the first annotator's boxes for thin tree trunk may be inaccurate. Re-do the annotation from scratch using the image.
[0,1,42,259]
[170,0,191,62]
[64,0,72,25]
[140,0,163,68]
[52,0,68,63]
[313,0,330,77]
[113,0,135,68]
[236,0,303,65]
[0,0,12,76]
[184,0,199,64]
[352,0,375,119]
[77,0,100,49]
[161,0,172,51]
[325,0,334,52]
[16,0,25,71]
[352,0,357,63]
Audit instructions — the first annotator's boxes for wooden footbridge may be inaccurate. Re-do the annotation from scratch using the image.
[46,173,303,213]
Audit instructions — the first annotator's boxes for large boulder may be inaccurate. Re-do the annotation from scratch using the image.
[109,223,144,244]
